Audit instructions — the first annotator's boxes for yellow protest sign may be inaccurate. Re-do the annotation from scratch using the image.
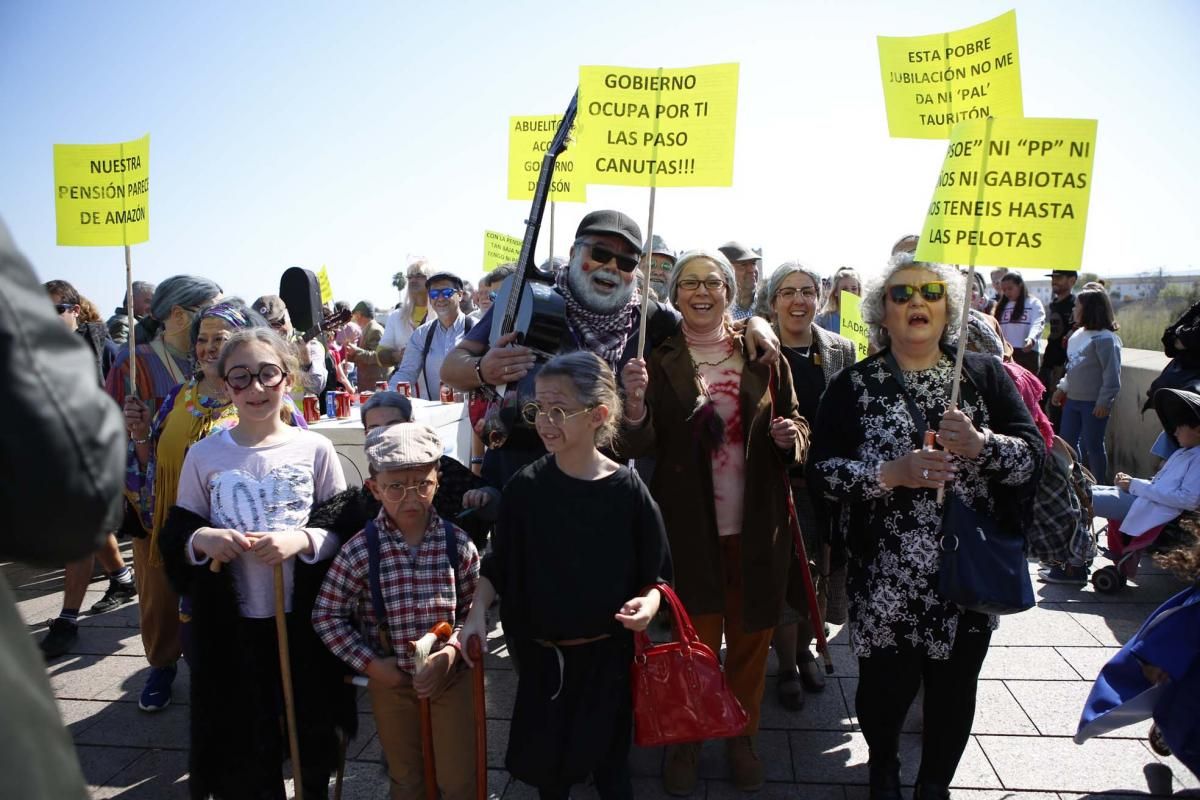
[839,291,869,362]
[877,11,1021,139]
[508,115,586,203]
[914,117,1097,270]
[577,63,739,187]
[483,230,523,272]
[317,265,333,304]
[54,134,150,246]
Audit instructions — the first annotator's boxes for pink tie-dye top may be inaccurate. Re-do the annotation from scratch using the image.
[685,324,746,537]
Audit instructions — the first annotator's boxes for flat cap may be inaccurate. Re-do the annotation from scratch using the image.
[365,423,443,471]
[576,209,642,253]
[718,241,759,262]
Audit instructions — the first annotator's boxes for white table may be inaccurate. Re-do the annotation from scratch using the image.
[308,398,470,487]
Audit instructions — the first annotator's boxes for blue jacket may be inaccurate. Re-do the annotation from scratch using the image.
[1076,584,1199,778]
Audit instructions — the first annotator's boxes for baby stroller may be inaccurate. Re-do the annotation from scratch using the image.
[1092,388,1200,593]
[1094,512,1198,592]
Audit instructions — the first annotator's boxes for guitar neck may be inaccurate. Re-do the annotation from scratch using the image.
[499,90,578,337]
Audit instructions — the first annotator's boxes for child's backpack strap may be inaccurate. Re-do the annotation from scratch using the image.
[444,518,459,572]
[363,519,391,652]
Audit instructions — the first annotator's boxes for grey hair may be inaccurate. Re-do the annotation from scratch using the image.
[819,267,861,315]
[536,351,623,448]
[361,391,413,428]
[667,249,737,308]
[149,275,223,322]
[861,252,966,350]
[216,327,299,380]
[755,261,823,319]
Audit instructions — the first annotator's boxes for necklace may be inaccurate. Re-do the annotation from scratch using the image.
[783,344,812,360]
[692,348,736,368]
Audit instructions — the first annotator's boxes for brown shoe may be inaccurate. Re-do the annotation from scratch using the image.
[663,742,701,796]
[727,735,764,791]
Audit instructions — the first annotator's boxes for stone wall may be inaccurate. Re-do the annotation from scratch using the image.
[1103,347,1171,479]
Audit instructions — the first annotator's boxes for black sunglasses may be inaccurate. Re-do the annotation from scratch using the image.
[55,303,78,314]
[887,282,947,304]
[585,242,640,273]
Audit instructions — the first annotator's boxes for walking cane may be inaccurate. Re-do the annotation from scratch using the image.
[412,621,453,800]
[467,634,487,800]
[333,729,347,800]
[274,564,305,800]
[208,559,305,795]
[768,365,834,675]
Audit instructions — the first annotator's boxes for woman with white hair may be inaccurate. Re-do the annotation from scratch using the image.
[621,249,807,794]
[756,262,856,712]
[808,254,1043,800]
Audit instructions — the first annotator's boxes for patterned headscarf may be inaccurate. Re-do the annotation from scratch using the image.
[199,301,252,330]
[555,266,642,369]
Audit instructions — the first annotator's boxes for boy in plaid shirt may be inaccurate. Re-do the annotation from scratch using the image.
[313,423,480,799]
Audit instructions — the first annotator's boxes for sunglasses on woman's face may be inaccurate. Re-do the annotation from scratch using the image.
[55,303,78,314]
[887,282,947,304]
[585,242,640,273]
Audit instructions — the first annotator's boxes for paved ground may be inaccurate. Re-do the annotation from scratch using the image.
[8,541,1199,799]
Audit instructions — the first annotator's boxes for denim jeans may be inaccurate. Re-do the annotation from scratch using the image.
[1091,484,1137,521]
[1060,398,1110,482]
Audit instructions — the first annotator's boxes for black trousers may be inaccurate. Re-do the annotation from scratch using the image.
[856,619,992,787]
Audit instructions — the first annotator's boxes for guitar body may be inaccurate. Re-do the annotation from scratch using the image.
[488,272,567,358]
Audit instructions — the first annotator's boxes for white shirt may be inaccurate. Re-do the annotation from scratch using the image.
[1120,445,1200,536]
[996,295,1046,348]
[177,428,346,618]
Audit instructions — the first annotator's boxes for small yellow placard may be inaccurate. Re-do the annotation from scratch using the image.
[54,134,150,246]
[877,11,1021,139]
[914,117,1097,271]
[839,292,869,363]
[483,230,523,272]
[577,63,739,187]
[508,115,586,203]
[317,265,333,304]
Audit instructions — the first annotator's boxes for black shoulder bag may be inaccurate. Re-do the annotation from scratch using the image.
[882,352,1034,616]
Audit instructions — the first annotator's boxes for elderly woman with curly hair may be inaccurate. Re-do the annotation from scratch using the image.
[808,253,1044,800]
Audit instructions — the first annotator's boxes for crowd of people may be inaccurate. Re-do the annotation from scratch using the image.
[14,207,1200,799]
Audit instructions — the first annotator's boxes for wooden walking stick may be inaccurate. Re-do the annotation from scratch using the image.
[468,634,487,800]
[768,365,834,675]
[412,621,453,800]
[274,564,305,800]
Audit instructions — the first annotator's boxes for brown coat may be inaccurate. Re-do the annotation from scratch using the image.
[620,330,809,632]
[351,318,388,389]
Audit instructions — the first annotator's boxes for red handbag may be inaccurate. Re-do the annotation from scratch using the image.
[631,583,748,747]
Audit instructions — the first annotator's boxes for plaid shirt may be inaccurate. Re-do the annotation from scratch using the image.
[312,507,480,675]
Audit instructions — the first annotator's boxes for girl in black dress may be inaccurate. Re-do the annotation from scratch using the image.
[460,351,670,799]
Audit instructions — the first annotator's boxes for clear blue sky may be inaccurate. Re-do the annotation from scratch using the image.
[2,1,1197,314]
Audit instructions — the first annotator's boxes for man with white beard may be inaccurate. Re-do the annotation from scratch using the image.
[442,210,779,485]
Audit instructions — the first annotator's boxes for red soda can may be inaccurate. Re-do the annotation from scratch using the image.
[335,391,351,419]
[359,390,374,406]
[375,381,388,392]
[439,383,453,404]
[302,394,320,424]
[395,382,411,398]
